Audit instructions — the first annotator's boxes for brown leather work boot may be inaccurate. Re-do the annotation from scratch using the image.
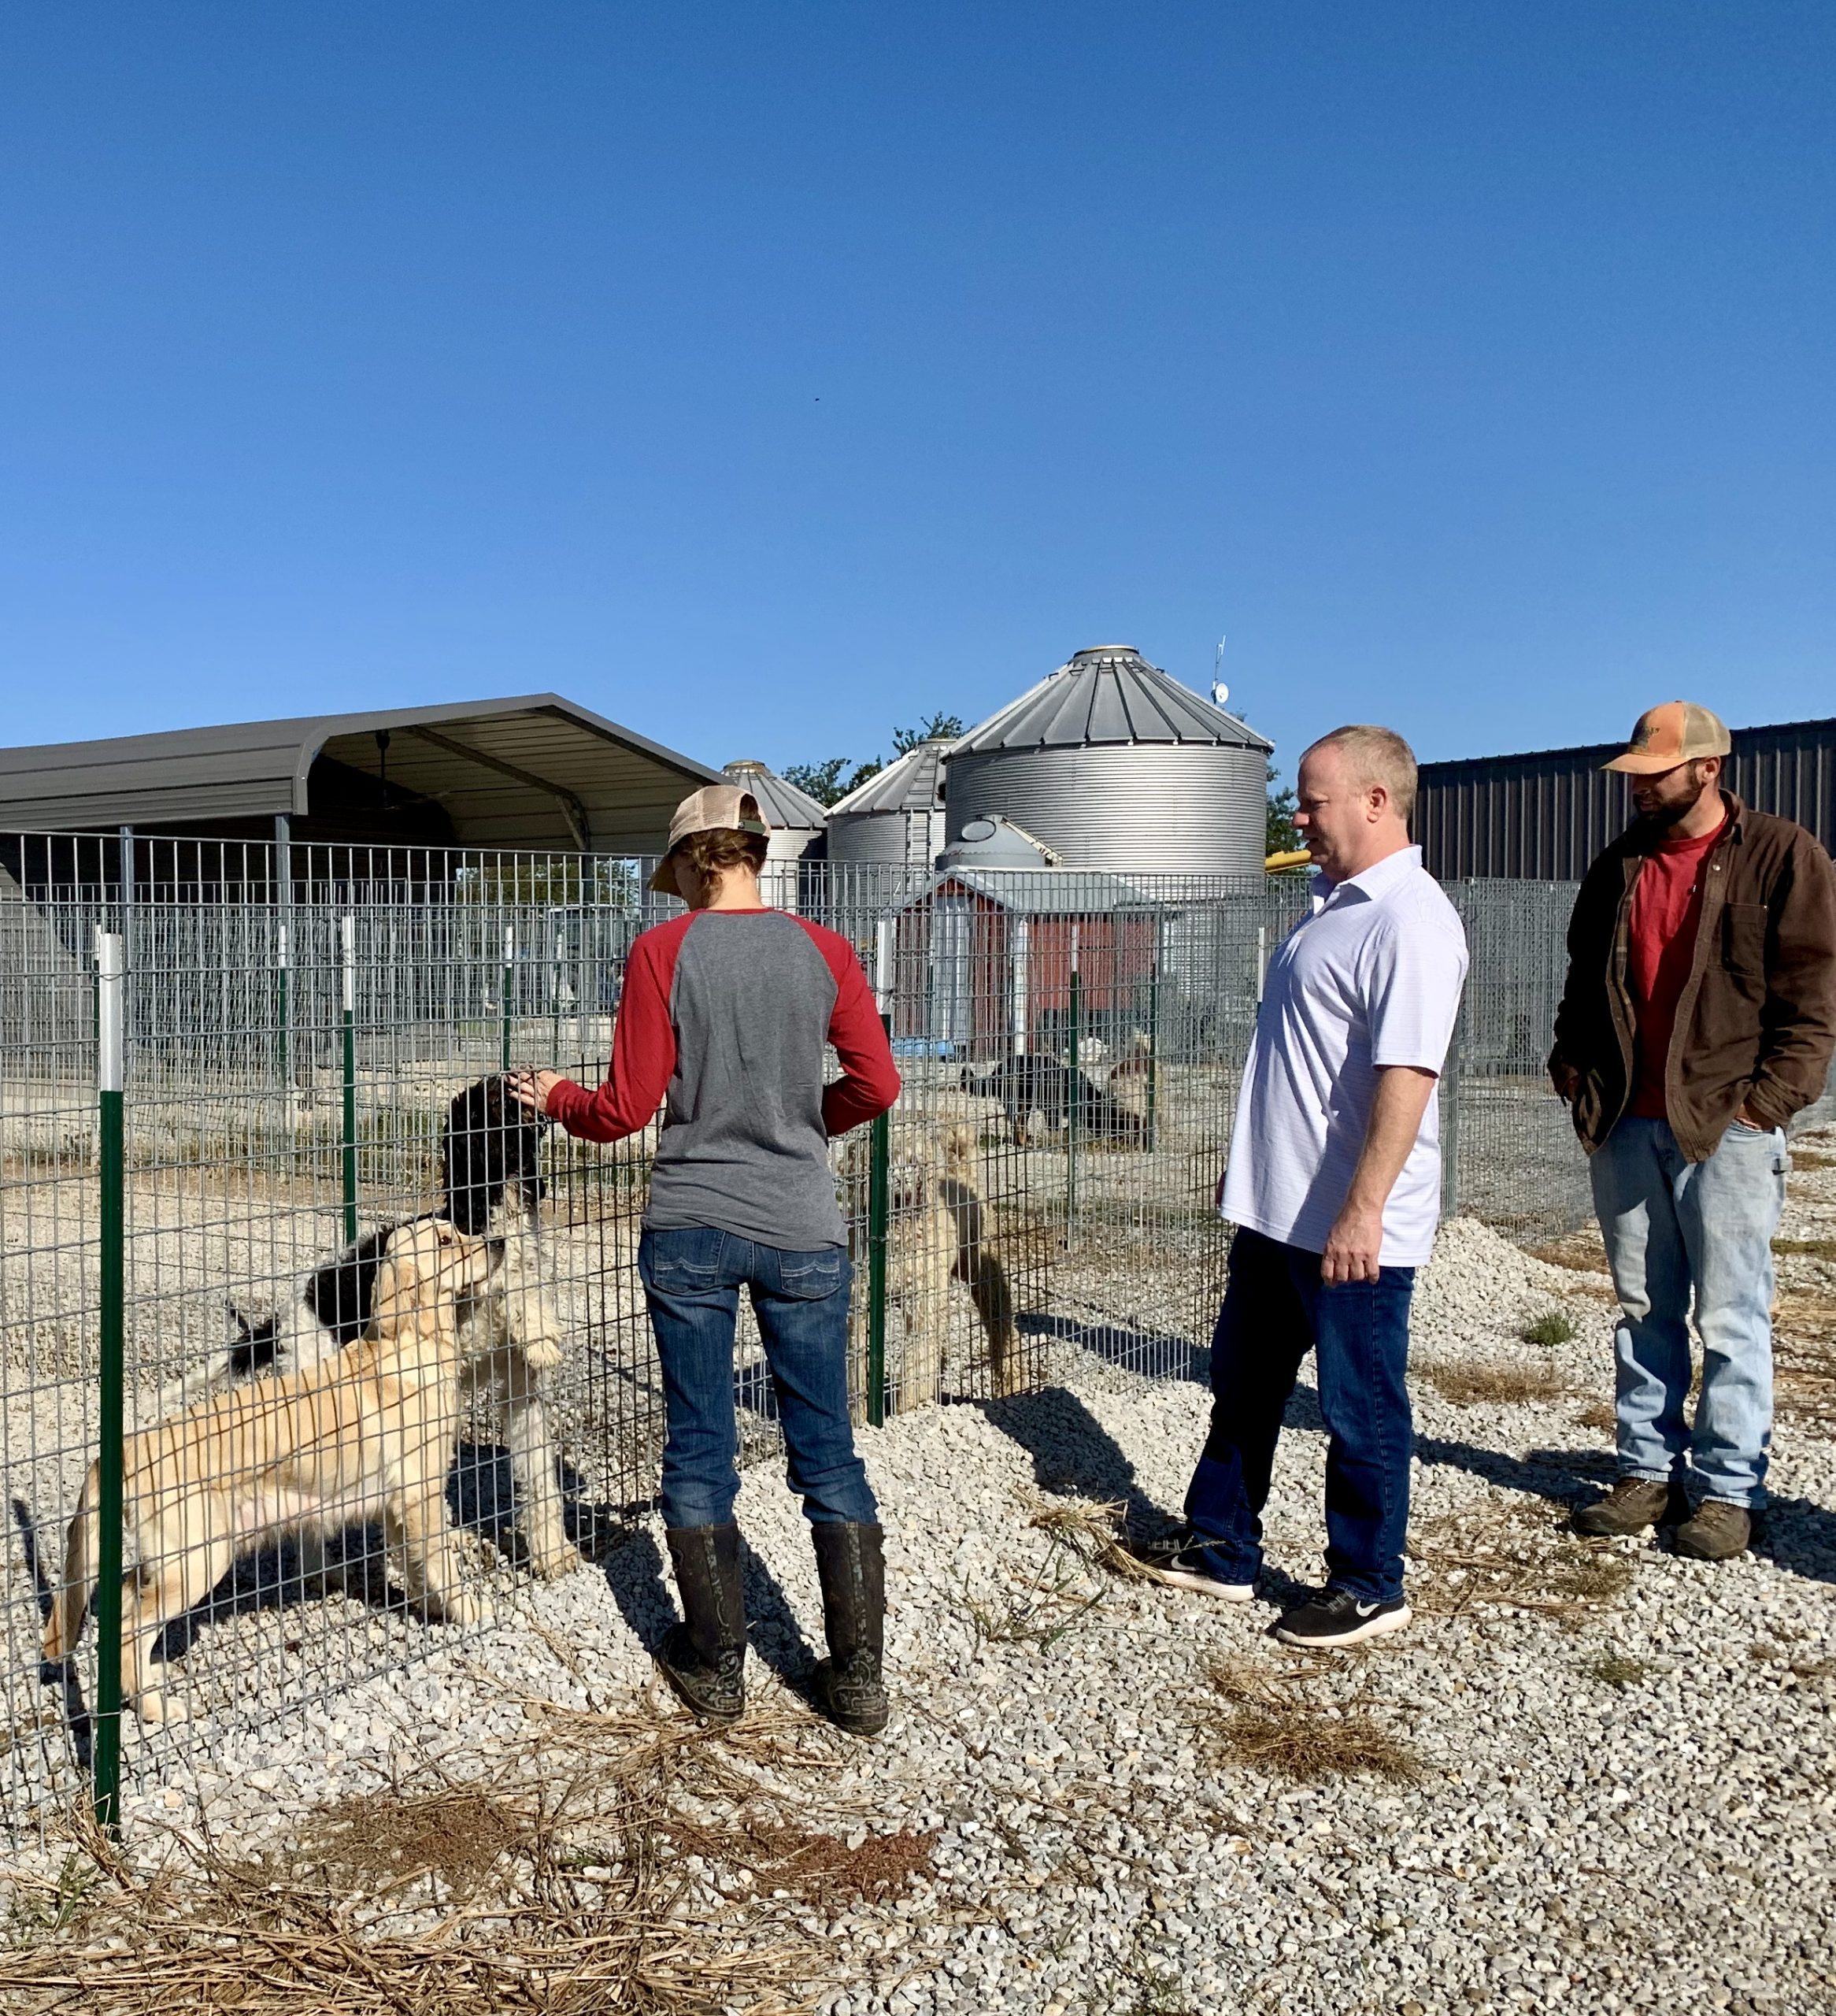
[1674,1499,1753,1562]
[1571,1477,1685,1538]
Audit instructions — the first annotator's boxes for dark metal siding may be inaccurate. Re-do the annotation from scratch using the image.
[1416,717,1836,879]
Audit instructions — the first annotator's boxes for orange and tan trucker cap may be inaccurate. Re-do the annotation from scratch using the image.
[647,785,772,893]
[1601,701,1732,776]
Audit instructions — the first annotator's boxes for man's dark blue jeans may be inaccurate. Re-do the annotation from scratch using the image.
[638,1224,879,1531]
[1185,1226,1416,1603]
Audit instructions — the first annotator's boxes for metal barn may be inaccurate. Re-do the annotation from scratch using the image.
[1415,714,1836,880]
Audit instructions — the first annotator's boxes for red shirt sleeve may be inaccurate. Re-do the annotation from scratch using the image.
[545,919,686,1143]
[798,921,901,1136]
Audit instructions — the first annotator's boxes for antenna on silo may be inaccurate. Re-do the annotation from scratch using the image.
[1211,635,1229,711]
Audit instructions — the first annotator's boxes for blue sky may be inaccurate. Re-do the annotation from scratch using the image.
[2,3,1831,780]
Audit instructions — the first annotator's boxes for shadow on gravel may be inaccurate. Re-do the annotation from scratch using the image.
[1018,1310,1208,1384]
[975,1384,1176,1536]
[449,1441,629,1573]
[738,1540,820,1680]
[1752,1497,1836,1586]
[1407,1435,1836,1587]
[1411,1433,1614,1506]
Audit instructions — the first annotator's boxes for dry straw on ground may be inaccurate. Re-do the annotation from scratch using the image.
[1204,1661,1422,1784]
[953,1496,1161,1653]
[1027,1497,1165,1585]
[1415,1356,1570,1407]
[0,1691,931,2016]
[1408,1498,1635,1621]
[1585,1653,1649,1690]
[1774,1292,1836,1431]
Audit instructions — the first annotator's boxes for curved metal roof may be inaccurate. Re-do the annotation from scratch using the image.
[935,814,1060,870]
[0,694,723,850]
[949,645,1272,755]
[722,759,829,832]
[827,739,951,817]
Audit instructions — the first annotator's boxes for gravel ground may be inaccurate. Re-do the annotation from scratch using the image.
[5,1131,1835,2014]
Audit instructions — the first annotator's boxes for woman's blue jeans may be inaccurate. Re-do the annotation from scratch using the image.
[1184,1227,1417,1603]
[638,1225,879,1531]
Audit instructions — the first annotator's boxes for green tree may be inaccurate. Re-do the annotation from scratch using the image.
[891,712,965,754]
[784,712,964,806]
[782,755,890,806]
[1266,762,1301,856]
[782,758,853,807]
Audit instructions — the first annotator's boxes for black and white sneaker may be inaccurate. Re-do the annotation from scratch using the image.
[1274,1587,1410,1647]
[1127,1529,1255,1602]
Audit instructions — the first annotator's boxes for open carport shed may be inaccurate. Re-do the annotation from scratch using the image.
[0,694,722,858]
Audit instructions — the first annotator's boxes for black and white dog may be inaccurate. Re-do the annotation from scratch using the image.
[958,1054,1143,1149]
[228,1077,579,1581]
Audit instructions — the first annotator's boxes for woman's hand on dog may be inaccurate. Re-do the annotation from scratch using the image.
[505,1069,563,1116]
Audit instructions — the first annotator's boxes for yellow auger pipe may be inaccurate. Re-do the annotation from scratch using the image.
[1264,848,1311,872]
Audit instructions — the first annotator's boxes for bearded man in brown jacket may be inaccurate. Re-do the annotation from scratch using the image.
[1550,702,1836,1560]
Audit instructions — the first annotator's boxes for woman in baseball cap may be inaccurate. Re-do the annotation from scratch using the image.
[510,787,901,1736]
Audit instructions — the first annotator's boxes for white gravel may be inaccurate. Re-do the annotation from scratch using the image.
[8,1132,1836,2014]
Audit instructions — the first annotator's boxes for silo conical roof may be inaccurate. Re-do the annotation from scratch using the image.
[722,758,829,831]
[950,645,1272,754]
[827,739,950,817]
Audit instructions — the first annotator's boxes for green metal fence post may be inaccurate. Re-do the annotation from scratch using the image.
[866,1011,892,1426]
[1067,927,1081,1244]
[93,931,126,1833]
[1441,1007,1464,1221]
[501,923,515,1072]
[1145,931,1160,1155]
[340,914,357,1245]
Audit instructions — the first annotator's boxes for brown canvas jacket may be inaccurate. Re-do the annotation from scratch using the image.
[1549,792,1836,1162]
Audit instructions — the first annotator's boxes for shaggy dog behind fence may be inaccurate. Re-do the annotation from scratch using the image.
[228,1077,579,1581]
[46,1221,498,1723]
[958,1054,1144,1148]
[847,1121,1019,1410]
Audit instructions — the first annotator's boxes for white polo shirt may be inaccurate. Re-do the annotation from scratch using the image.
[1220,845,1468,1269]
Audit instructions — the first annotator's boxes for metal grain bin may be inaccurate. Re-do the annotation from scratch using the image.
[945,645,1272,875]
[826,739,949,868]
[723,758,828,909]
[722,759,828,863]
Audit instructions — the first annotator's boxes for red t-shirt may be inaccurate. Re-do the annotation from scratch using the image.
[1626,815,1727,1119]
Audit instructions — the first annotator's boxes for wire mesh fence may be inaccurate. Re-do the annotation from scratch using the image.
[1,832,1597,1827]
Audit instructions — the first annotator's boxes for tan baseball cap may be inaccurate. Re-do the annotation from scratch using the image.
[647,784,771,893]
[1601,700,1732,776]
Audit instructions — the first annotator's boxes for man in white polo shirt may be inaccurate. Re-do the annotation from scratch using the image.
[1146,724,1468,1647]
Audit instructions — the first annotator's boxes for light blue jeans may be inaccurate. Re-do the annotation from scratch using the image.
[1590,1114,1789,1509]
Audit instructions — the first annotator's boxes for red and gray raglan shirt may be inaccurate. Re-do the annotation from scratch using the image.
[544,909,901,1251]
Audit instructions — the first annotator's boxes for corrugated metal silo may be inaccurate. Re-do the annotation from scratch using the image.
[722,759,829,862]
[944,645,1272,875]
[723,759,828,909]
[825,739,949,867]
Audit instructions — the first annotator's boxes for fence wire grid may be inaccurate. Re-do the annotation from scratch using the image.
[2,832,1594,1825]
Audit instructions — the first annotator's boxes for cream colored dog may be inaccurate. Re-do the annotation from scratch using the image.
[846,1121,1019,1411]
[45,1221,497,1724]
